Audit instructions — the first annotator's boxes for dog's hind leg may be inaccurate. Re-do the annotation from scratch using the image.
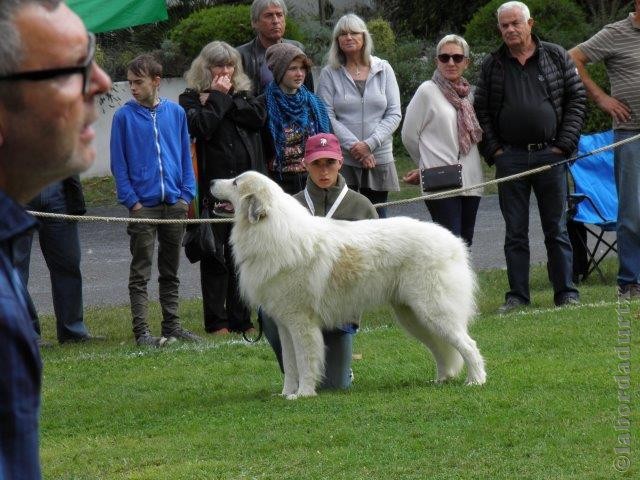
[442,330,486,385]
[288,320,325,400]
[392,304,464,383]
[278,324,299,397]
[423,312,486,385]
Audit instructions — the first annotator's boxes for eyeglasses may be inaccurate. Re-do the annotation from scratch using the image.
[437,53,466,64]
[0,32,96,95]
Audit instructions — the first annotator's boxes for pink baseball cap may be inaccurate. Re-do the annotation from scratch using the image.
[304,133,343,164]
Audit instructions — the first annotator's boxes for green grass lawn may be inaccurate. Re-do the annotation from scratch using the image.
[38,261,638,479]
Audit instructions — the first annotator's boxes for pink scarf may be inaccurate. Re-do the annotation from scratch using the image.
[432,69,483,155]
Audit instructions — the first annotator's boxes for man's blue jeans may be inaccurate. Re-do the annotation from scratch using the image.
[614,129,640,286]
[495,147,578,304]
[14,181,89,342]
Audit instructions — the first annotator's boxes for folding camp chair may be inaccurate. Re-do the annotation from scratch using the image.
[567,130,618,282]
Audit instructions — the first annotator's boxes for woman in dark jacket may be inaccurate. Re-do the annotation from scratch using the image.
[179,41,266,335]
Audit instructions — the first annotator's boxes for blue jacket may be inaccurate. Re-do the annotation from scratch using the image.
[110,98,196,209]
[0,188,42,480]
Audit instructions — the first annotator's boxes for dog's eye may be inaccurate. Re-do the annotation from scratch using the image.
[232,179,237,186]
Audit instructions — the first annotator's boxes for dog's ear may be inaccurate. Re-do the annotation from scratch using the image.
[246,194,267,224]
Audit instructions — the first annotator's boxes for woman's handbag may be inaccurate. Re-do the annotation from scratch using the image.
[182,208,218,264]
[420,161,463,193]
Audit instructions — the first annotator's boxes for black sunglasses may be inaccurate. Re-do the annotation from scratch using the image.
[0,32,96,95]
[437,53,466,64]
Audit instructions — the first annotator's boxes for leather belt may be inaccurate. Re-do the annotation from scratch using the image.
[509,142,549,152]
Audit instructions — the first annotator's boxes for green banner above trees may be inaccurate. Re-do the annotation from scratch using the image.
[68,0,168,33]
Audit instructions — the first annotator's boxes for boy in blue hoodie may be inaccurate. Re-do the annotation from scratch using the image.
[110,54,198,347]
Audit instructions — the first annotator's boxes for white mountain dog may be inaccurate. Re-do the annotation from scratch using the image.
[211,171,486,399]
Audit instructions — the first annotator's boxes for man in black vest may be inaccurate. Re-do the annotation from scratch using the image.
[474,1,586,313]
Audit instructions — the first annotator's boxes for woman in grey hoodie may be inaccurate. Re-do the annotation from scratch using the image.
[316,13,402,217]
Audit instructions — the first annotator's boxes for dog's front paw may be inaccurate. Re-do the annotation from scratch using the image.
[295,387,317,398]
[284,393,299,400]
[436,374,456,384]
[281,385,297,397]
[465,372,487,386]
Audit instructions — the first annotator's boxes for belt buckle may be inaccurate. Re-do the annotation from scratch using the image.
[526,142,545,152]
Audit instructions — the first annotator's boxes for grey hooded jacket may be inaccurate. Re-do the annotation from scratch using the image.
[316,56,401,167]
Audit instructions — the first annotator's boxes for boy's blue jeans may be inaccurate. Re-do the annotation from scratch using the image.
[261,311,354,390]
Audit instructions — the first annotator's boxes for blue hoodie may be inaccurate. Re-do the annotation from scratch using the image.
[110,98,195,209]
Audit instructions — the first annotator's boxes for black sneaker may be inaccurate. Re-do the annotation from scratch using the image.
[60,334,106,345]
[497,296,528,315]
[556,295,580,307]
[618,284,640,300]
[167,328,202,343]
[136,332,167,347]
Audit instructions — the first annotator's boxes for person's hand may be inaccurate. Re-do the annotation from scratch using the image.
[350,141,371,160]
[361,154,376,169]
[199,92,210,105]
[550,146,564,155]
[595,94,632,123]
[211,74,232,94]
[402,169,421,185]
[130,202,143,212]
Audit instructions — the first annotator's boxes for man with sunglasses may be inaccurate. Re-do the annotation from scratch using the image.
[474,1,586,314]
[0,1,111,478]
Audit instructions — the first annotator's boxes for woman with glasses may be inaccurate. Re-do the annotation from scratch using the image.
[316,13,402,218]
[179,41,266,336]
[401,34,484,247]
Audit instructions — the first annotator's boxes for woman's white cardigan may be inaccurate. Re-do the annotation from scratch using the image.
[402,80,483,196]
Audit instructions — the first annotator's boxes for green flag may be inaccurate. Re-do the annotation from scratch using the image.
[68,0,168,33]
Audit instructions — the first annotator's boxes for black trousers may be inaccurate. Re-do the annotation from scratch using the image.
[495,146,578,304]
[200,222,252,333]
[425,195,481,247]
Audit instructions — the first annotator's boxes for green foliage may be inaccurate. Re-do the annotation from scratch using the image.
[464,0,589,50]
[582,62,613,133]
[96,0,214,81]
[392,55,433,111]
[575,0,634,34]
[296,18,333,65]
[367,18,396,59]
[374,0,486,40]
[169,5,254,59]
[169,4,305,60]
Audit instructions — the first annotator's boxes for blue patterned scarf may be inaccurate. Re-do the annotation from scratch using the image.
[265,82,332,173]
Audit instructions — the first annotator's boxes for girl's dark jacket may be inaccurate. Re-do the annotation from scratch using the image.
[473,35,586,164]
[179,88,267,203]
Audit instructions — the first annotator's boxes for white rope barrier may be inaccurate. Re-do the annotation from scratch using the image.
[27,132,640,224]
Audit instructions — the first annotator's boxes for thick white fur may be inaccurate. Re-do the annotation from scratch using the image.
[211,171,486,399]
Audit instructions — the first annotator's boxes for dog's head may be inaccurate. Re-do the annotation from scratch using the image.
[210,171,281,224]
